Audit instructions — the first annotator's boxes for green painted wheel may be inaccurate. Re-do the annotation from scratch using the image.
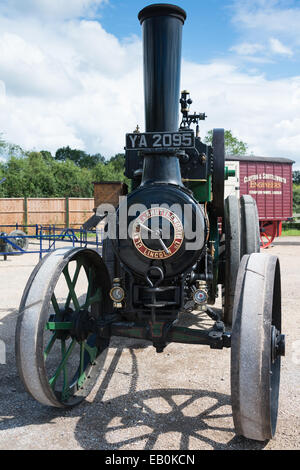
[16,247,112,408]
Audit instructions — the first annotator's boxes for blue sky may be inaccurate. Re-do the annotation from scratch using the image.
[99,0,300,79]
[99,1,236,63]
[0,0,299,168]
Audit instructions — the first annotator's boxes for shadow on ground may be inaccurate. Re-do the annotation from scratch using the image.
[0,308,267,450]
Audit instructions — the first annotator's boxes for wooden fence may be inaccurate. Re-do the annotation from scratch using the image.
[0,198,94,231]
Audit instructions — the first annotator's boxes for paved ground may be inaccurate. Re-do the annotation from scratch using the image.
[0,238,299,450]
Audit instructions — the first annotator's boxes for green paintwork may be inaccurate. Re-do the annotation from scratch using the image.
[64,260,82,310]
[85,288,102,308]
[84,343,98,364]
[61,340,68,399]
[44,333,57,360]
[150,322,165,338]
[63,266,80,311]
[77,372,87,389]
[49,339,76,389]
[45,322,73,330]
[224,166,236,180]
[51,293,61,316]
[185,175,212,203]
[168,326,209,344]
[109,322,216,346]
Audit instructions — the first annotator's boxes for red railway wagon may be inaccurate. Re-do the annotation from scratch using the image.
[225,155,294,248]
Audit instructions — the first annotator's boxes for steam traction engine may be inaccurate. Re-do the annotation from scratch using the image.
[15,4,285,441]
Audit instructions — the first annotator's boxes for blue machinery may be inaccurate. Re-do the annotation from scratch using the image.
[0,224,103,260]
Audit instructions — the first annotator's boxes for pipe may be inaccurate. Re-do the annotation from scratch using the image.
[138,4,187,187]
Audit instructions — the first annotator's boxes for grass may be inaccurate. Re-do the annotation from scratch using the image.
[281,229,300,237]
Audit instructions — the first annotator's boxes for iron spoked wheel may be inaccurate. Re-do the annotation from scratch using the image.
[222,195,241,326]
[240,195,260,255]
[212,128,225,217]
[260,221,277,249]
[7,229,29,255]
[231,253,285,441]
[16,247,112,408]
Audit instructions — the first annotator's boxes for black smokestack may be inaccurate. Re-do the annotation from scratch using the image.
[138,4,186,132]
[138,4,187,186]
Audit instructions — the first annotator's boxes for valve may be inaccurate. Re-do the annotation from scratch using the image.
[179,90,206,132]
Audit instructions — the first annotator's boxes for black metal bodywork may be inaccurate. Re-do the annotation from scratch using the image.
[100,4,224,351]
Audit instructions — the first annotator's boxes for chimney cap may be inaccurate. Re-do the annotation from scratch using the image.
[138,3,187,24]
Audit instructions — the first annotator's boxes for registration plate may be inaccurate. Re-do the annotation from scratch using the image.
[126,131,194,150]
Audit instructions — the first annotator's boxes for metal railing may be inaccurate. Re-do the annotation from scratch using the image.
[0,224,104,259]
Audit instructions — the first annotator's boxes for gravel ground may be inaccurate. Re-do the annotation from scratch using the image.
[0,238,299,450]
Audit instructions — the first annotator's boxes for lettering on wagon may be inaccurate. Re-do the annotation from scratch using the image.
[244,174,287,184]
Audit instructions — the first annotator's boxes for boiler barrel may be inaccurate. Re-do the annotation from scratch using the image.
[138,4,186,132]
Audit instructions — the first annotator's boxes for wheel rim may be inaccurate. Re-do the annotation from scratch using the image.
[16,248,111,407]
[222,195,241,325]
[240,195,260,255]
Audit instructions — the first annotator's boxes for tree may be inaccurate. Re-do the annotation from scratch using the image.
[40,150,54,162]
[55,146,105,169]
[293,171,300,185]
[204,129,248,156]
[0,133,5,150]
[293,185,300,214]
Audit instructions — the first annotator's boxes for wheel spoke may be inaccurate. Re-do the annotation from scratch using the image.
[84,342,98,364]
[51,293,61,316]
[63,265,80,311]
[61,340,69,399]
[49,339,76,389]
[44,333,57,360]
[79,342,85,377]
[64,260,82,310]
[82,287,102,309]
[76,341,88,389]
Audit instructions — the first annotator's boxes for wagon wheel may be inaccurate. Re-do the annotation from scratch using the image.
[7,229,29,255]
[16,247,112,408]
[240,195,260,255]
[231,253,285,441]
[260,221,277,249]
[222,195,241,326]
[212,128,225,217]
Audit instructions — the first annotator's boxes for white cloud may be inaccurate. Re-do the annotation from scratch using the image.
[232,0,300,44]
[0,1,299,171]
[182,61,300,168]
[231,42,265,56]
[269,37,293,56]
[229,1,299,63]
[0,13,143,157]
[0,0,108,20]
